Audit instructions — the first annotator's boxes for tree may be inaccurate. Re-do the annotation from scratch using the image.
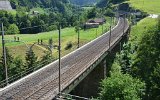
[132,25,160,99]
[0,48,14,80]
[48,38,53,50]
[87,7,97,19]
[40,51,54,67]
[47,25,57,31]
[0,57,5,82]
[104,8,115,17]
[99,62,145,100]
[117,43,132,74]
[6,24,20,34]
[11,56,24,76]
[158,16,160,31]
[25,48,37,73]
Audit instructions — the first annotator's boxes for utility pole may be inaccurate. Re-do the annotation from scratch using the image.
[101,8,104,34]
[102,22,104,34]
[1,23,8,86]
[111,17,112,28]
[77,13,80,48]
[109,26,111,48]
[123,14,125,35]
[77,28,80,48]
[58,23,61,95]
[96,28,97,38]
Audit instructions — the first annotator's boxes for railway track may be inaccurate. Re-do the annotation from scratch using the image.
[0,18,129,100]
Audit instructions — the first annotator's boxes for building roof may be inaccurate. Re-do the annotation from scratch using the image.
[88,18,106,23]
[85,22,99,25]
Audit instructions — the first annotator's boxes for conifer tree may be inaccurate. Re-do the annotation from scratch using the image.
[25,48,37,73]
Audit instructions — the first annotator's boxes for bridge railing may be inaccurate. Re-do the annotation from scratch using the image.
[0,59,54,88]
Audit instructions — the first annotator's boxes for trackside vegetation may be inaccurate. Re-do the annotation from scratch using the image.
[93,0,160,100]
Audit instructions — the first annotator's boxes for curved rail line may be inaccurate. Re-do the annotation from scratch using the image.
[0,17,129,100]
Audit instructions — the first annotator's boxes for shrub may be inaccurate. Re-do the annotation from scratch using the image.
[65,42,73,50]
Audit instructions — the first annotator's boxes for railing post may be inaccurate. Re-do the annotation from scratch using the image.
[77,26,80,48]
[109,26,111,48]
[58,23,61,94]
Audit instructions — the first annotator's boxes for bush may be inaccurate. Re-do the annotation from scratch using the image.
[99,63,146,100]
[104,8,115,17]
[47,25,57,31]
[6,24,20,34]
[65,42,73,50]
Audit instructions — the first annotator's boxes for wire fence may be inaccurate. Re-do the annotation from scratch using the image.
[0,58,55,88]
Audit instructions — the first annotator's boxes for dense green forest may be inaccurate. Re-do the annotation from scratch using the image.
[10,0,70,10]
[0,0,84,34]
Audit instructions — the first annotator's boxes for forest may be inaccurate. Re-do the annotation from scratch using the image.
[0,0,85,34]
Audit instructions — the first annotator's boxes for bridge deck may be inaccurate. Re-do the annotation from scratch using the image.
[0,18,129,100]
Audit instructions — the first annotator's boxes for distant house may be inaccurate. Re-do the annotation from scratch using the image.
[87,18,106,25]
[131,12,141,16]
[32,11,39,15]
[83,18,106,29]
[84,23,99,29]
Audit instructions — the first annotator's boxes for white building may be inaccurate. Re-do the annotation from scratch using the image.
[0,0,12,10]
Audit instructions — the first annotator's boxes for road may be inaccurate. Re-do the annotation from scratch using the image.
[0,17,129,100]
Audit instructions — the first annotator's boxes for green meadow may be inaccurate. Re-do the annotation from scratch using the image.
[127,0,160,14]
[130,17,158,43]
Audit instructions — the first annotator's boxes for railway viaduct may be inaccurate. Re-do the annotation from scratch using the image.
[0,17,130,100]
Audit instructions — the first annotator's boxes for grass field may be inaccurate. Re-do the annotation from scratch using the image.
[130,17,157,42]
[7,10,17,15]
[128,0,159,41]
[127,0,160,14]
[0,17,115,59]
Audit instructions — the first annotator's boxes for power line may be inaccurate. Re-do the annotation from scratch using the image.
[1,23,8,86]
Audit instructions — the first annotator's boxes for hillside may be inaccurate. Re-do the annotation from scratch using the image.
[70,0,100,6]
[127,0,160,14]
[9,0,71,13]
